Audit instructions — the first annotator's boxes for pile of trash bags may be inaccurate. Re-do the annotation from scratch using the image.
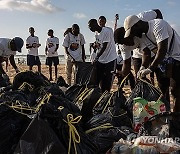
[0,69,180,154]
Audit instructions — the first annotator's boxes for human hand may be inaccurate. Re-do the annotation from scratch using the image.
[92,56,99,65]
[32,43,37,48]
[137,66,145,78]
[137,67,152,78]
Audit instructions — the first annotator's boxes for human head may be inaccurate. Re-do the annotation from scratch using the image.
[29,27,35,35]
[114,27,125,44]
[98,16,106,27]
[114,27,135,46]
[48,29,54,37]
[124,15,144,38]
[88,19,99,32]
[10,37,24,52]
[71,24,80,36]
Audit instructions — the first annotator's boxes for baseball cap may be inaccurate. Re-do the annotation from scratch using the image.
[13,37,24,52]
[124,15,140,38]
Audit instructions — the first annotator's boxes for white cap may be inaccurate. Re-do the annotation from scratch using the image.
[124,15,140,38]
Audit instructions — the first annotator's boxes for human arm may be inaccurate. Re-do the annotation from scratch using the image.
[54,44,59,52]
[45,46,48,55]
[9,55,19,73]
[64,47,75,62]
[81,45,86,62]
[141,47,152,68]
[0,57,6,74]
[96,42,108,59]
[149,39,168,70]
[121,57,132,77]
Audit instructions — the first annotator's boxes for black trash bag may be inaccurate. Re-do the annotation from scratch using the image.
[56,76,69,87]
[14,115,66,154]
[106,90,133,128]
[36,93,81,114]
[0,74,11,87]
[39,83,65,97]
[0,90,30,105]
[74,87,102,123]
[0,104,31,154]
[85,113,127,153]
[92,91,112,116]
[74,62,97,85]
[139,112,180,139]
[12,71,50,90]
[38,103,98,154]
[65,84,86,102]
[0,85,12,94]
[125,80,170,119]
[0,90,37,114]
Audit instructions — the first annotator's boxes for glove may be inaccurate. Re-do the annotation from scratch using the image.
[137,68,152,78]
[137,66,145,78]
[15,68,20,73]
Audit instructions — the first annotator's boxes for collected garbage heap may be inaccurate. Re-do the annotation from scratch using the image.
[0,71,180,154]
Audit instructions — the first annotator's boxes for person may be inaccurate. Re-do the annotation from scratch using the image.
[88,19,117,92]
[114,9,163,82]
[124,15,180,112]
[45,29,59,81]
[0,37,23,80]
[26,27,41,72]
[98,16,107,27]
[62,24,86,86]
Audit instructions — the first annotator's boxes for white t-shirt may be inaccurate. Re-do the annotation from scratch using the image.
[144,19,180,61]
[132,10,158,59]
[26,35,40,56]
[0,38,16,58]
[62,33,85,62]
[96,27,117,63]
[121,10,158,60]
[137,10,157,21]
[46,37,59,57]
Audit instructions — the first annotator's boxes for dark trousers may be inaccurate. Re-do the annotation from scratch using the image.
[95,60,116,92]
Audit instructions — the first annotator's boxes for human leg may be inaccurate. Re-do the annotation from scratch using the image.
[53,57,59,80]
[66,59,73,85]
[46,57,53,81]
[132,57,142,81]
[101,60,116,92]
[171,59,180,112]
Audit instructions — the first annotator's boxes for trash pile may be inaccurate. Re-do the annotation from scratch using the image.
[0,69,180,154]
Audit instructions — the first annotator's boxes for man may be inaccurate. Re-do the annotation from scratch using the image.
[124,15,180,112]
[98,16,107,27]
[62,24,86,86]
[88,19,117,92]
[0,37,23,80]
[45,29,59,81]
[114,9,163,81]
[26,27,41,72]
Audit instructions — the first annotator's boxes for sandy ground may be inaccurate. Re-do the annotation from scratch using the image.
[4,63,174,110]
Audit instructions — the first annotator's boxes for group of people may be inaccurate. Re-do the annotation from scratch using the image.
[0,9,180,112]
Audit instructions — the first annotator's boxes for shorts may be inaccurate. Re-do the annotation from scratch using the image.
[27,55,41,66]
[46,57,59,66]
